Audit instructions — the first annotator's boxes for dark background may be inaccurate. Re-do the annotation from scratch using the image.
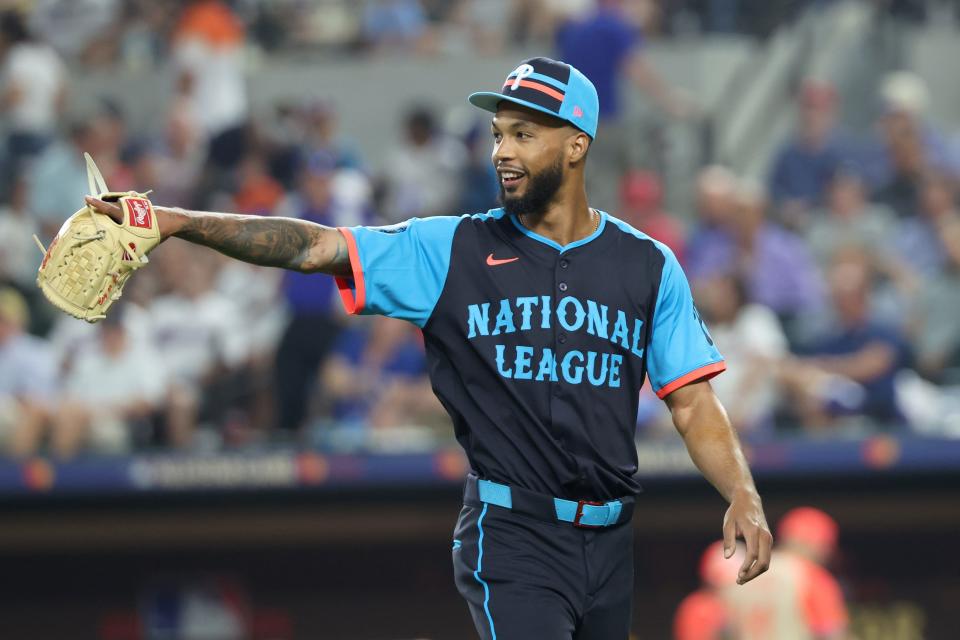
[3,472,957,640]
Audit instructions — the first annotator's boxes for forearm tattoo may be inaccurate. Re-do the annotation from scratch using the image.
[174,211,352,276]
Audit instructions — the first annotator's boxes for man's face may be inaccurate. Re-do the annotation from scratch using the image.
[800,102,835,142]
[830,261,870,326]
[490,105,576,217]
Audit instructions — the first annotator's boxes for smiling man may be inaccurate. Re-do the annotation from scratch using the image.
[85,57,771,639]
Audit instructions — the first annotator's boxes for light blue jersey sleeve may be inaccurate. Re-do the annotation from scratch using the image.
[335,216,462,327]
[647,246,725,399]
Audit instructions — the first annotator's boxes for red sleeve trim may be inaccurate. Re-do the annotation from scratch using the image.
[656,361,727,399]
[334,227,365,315]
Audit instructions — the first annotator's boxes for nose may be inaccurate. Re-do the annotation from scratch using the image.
[493,136,514,165]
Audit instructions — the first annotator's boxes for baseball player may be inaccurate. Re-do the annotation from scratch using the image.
[86,57,772,638]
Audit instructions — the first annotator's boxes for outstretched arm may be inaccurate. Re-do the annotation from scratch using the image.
[665,379,773,584]
[84,196,352,277]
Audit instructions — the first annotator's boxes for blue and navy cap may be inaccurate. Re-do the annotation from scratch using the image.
[468,57,599,139]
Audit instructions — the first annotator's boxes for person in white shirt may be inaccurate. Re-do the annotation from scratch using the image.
[380,106,467,223]
[150,243,248,446]
[170,0,248,171]
[50,307,167,458]
[0,9,65,188]
[697,273,789,434]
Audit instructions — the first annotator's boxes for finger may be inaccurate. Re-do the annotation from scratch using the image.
[738,524,759,583]
[84,196,122,223]
[742,528,773,584]
[722,513,737,558]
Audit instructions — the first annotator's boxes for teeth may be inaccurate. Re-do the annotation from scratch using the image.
[501,172,521,180]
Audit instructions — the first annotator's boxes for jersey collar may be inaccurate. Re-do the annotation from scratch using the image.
[509,209,608,253]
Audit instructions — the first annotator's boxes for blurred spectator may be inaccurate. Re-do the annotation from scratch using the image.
[265,99,364,190]
[379,106,466,222]
[0,175,41,291]
[27,117,107,238]
[673,540,738,640]
[873,111,928,218]
[298,99,364,173]
[47,309,167,459]
[440,0,515,55]
[691,179,823,327]
[687,165,737,280]
[893,171,959,278]
[320,316,442,432]
[868,71,960,216]
[556,0,695,209]
[151,245,248,448]
[768,80,857,229]
[807,170,917,331]
[619,169,686,263]
[0,288,57,459]
[457,119,500,214]
[361,0,431,53]
[783,253,910,430]
[0,9,65,189]
[273,157,353,434]
[27,0,117,61]
[910,220,960,383]
[172,0,249,172]
[778,506,841,566]
[115,1,172,71]
[146,103,208,208]
[556,0,693,121]
[705,507,849,640]
[231,152,285,216]
[806,167,897,267]
[698,274,787,435]
[214,255,286,435]
[92,97,136,192]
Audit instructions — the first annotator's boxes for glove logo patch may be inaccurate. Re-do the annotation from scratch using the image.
[127,198,152,229]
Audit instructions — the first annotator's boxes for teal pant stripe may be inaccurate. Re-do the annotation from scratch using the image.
[473,503,497,639]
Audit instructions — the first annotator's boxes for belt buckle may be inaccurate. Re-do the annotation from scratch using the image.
[573,500,605,528]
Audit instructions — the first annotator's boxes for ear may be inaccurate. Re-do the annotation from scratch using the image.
[567,131,590,165]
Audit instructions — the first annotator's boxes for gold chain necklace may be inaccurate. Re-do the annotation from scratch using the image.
[520,209,600,234]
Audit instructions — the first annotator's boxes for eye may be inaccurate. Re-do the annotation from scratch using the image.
[517,132,531,139]
[492,132,502,142]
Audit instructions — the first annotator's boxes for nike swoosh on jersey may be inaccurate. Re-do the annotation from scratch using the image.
[486,253,520,266]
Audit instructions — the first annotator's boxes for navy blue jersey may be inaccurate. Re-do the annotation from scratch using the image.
[335,209,724,500]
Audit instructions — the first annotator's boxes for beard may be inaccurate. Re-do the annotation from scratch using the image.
[500,155,565,218]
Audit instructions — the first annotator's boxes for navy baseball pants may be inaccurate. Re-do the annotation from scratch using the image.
[452,475,635,639]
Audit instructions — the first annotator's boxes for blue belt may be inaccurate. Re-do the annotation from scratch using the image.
[477,478,624,528]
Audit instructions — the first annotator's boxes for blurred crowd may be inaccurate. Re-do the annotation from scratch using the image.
[0,0,865,75]
[637,70,960,442]
[2,0,960,460]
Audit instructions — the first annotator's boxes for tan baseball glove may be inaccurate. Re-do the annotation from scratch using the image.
[34,153,161,323]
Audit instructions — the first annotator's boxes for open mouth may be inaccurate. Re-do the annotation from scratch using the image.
[499,170,526,190]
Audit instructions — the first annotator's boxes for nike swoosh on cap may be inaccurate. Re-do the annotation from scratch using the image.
[486,253,519,266]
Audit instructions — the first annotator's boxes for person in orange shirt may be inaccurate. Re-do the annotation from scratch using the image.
[171,0,248,171]
[676,508,849,640]
[674,540,737,640]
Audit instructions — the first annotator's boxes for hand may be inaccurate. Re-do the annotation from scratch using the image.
[722,493,773,584]
[85,195,179,240]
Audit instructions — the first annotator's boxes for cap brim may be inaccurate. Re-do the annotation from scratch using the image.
[468,91,565,123]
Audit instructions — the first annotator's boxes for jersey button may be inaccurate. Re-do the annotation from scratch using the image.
[559,259,569,269]
[558,333,567,344]
[553,386,563,397]
[558,282,568,292]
